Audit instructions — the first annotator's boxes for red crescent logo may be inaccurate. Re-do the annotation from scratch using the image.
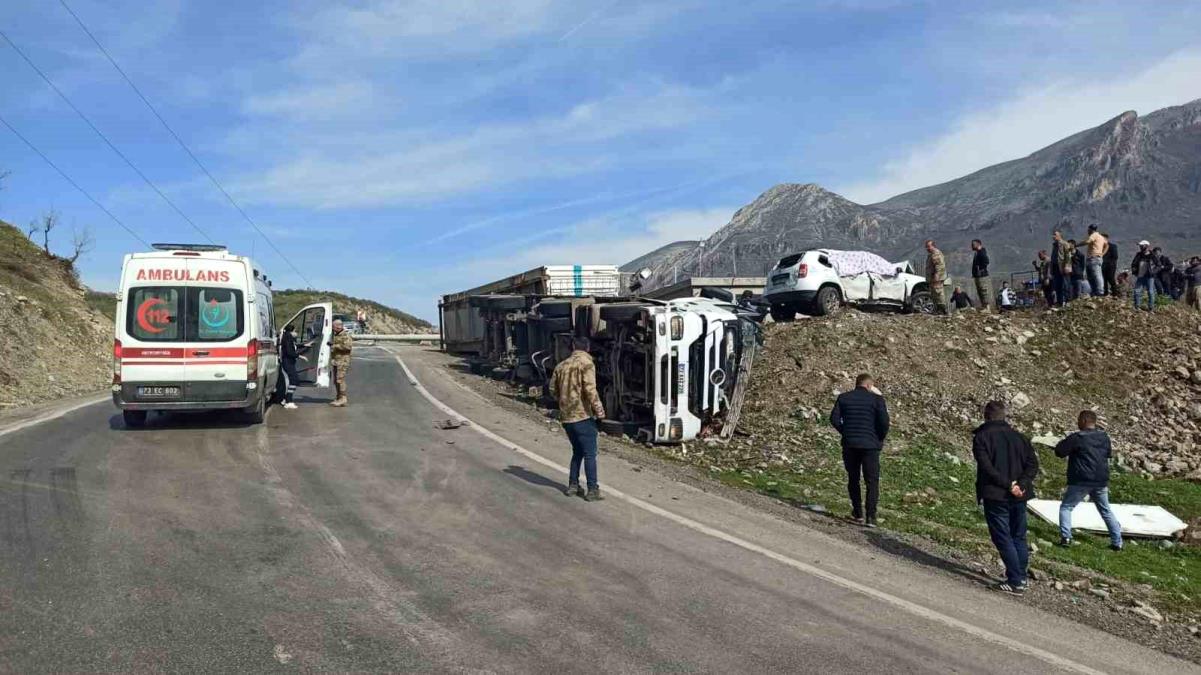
[136,297,170,334]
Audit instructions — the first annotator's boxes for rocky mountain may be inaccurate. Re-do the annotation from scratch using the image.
[637,98,1201,288]
[619,240,698,274]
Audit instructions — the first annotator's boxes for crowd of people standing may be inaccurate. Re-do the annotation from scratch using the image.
[923,225,1201,313]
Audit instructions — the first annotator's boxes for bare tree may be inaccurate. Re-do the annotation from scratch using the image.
[37,210,59,254]
[68,225,95,263]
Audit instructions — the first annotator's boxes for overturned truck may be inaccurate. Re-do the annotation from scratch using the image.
[441,269,763,444]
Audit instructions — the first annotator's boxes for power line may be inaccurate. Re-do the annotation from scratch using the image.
[0,28,216,246]
[55,0,316,289]
[0,112,149,247]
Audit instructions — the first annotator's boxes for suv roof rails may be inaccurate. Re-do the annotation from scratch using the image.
[151,243,228,252]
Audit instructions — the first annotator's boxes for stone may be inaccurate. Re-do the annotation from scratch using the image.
[1089,588,1111,600]
[1054,581,1065,591]
[1175,366,1192,380]
[1011,392,1033,410]
[1131,602,1163,624]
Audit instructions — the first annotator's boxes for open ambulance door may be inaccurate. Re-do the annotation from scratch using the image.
[283,302,333,387]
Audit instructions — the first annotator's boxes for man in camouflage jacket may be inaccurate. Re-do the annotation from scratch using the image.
[925,239,949,315]
[550,336,606,501]
[329,319,353,407]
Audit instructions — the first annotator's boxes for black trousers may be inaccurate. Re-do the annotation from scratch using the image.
[842,448,881,519]
[1102,264,1118,297]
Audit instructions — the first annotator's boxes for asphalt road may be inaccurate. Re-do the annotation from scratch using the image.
[0,346,1195,673]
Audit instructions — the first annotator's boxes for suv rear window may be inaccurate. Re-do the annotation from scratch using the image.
[127,286,244,342]
[777,253,807,268]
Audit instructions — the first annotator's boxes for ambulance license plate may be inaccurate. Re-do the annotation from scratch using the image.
[137,385,180,398]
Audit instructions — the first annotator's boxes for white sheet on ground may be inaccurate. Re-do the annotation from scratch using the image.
[826,250,903,277]
[1027,499,1187,538]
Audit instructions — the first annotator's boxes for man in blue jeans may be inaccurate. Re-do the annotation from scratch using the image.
[550,336,606,501]
[1055,410,1123,550]
[1131,240,1160,311]
[972,400,1039,595]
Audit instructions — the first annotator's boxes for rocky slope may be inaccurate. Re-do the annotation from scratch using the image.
[729,300,1201,480]
[272,289,432,334]
[639,98,1201,288]
[0,222,111,408]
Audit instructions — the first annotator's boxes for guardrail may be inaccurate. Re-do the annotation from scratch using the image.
[352,333,441,344]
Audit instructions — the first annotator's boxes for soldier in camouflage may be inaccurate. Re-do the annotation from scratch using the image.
[550,336,606,501]
[329,319,353,407]
[925,239,949,315]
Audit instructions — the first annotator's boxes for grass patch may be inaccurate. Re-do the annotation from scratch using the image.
[717,436,1201,613]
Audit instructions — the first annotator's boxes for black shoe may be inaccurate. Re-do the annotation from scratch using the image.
[851,513,864,525]
[564,484,584,497]
[1110,544,1123,552]
[584,487,604,502]
[1057,537,1072,548]
[865,517,879,529]
[996,582,1025,596]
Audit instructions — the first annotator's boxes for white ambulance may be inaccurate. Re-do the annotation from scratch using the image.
[112,243,332,427]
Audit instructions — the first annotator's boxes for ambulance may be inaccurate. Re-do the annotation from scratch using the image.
[112,243,333,427]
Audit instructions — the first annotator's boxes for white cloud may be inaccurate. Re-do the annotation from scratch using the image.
[243,81,379,119]
[840,49,1201,204]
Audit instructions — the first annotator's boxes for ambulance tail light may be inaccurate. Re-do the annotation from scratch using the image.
[247,338,259,381]
[797,263,809,278]
[112,339,123,385]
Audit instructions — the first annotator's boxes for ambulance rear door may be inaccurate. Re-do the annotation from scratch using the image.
[180,259,253,402]
[283,303,333,387]
[121,263,187,391]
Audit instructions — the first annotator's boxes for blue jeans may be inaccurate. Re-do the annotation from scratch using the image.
[1133,277,1156,311]
[564,418,599,489]
[1059,486,1122,547]
[1086,257,1105,296]
[983,500,1029,586]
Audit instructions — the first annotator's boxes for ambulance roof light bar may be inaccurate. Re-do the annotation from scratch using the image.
[151,243,228,252]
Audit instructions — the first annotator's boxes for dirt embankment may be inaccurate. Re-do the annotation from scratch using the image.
[732,300,1201,479]
[0,222,110,409]
[272,289,431,334]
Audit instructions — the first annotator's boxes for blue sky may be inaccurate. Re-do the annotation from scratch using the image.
[1,0,1199,322]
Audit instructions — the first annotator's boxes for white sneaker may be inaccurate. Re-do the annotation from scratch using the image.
[283,402,298,410]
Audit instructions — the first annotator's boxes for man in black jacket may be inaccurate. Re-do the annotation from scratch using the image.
[971,239,991,312]
[972,400,1039,594]
[1101,234,1119,298]
[1055,410,1122,550]
[830,374,890,527]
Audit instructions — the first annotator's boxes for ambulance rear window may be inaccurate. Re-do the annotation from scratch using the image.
[126,286,244,342]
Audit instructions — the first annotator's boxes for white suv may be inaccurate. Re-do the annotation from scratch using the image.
[764,249,934,321]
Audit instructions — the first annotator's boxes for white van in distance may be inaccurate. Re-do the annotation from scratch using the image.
[112,243,332,427]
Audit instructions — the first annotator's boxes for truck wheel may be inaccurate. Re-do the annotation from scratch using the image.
[906,290,935,315]
[813,286,841,316]
[122,410,147,428]
[769,304,794,323]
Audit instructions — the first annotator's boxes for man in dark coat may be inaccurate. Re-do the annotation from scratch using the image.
[972,400,1039,594]
[830,374,890,527]
[971,239,992,312]
[1055,410,1122,550]
[1101,234,1119,297]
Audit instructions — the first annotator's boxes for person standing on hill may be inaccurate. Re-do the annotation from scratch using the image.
[1052,231,1073,307]
[1069,241,1087,300]
[830,374,890,528]
[329,319,353,407]
[550,336,606,502]
[971,240,992,312]
[1154,247,1174,299]
[1102,233,1119,297]
[1185,256,1201,311]
[925,239,949,315]
[972,400,1039,595]
[1131,241,1160,312]
[1076,224,1108,297]
[1055,410,1123,551]
[1034,251,1054,306]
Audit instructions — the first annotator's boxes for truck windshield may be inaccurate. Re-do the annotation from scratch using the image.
[127,286,244,342]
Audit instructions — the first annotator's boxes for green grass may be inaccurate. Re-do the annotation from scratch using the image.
[717,436,1201,613]
[272,289,431,330]
[84,290,117,320]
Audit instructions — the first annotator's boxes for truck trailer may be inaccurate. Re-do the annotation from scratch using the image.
[439,265,621,354]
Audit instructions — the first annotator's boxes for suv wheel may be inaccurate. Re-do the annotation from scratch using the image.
[907,290,935,315]
[769,304,794,323]
[813,286,841,316]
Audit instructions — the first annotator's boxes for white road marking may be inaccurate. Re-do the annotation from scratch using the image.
[393,355,1103,675]
[0,395,109,439]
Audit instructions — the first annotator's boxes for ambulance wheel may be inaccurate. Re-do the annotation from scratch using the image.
[122,410,147,428]
[243,391,266,425]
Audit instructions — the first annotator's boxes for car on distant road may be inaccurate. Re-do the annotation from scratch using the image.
[764,249,934,321]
